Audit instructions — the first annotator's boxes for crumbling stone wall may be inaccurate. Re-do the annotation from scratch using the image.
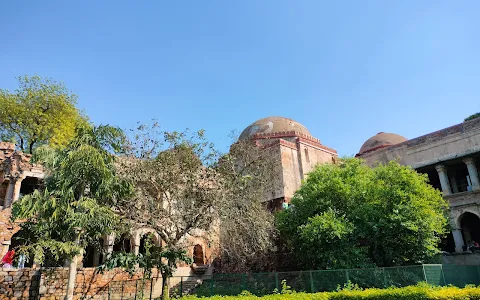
[0,267,161,300]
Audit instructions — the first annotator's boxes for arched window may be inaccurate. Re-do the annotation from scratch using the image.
[193,244,204,265]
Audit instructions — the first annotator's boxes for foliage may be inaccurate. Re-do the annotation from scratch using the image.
[114,122,224,299]
[11,125,132,264]
[465,112,480,122]
[99,234,193,277]
[180,284,480,299]
[214,138,279,272]
[0,75,88,153]
[276,158,448,270]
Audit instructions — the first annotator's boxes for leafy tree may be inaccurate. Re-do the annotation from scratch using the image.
[114,123,224,300]
[11,125,132,300]
[277,158,448,270]
[0,75,88,153]
[99,234,192,299]
[214,138,279,272]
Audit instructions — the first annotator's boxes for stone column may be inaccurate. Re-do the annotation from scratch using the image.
[4,177,24,207]
[4,180,16,208]
[449,175,459,193]
[452,229,465,253]
[92,249,101,267]
[463,158,480,191]
[102,234,115,263]
[435,164,452,195]
[133,232,140,255]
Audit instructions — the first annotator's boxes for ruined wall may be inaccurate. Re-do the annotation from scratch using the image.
[0,208,20,258]
[0,267,162,300]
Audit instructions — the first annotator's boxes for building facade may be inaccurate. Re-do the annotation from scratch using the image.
[355,117,480,253]
[0,142,215,277]
[239,116,338,210]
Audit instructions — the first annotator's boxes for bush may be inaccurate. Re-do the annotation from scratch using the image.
[180,284,480,299]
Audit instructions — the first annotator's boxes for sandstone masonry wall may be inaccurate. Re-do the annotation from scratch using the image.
[0,267,161,300]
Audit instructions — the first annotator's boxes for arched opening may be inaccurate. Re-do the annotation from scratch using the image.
[460,212,480,245]
[82,238,104,267]
[193,244,204,265]
[139,233,158,255]
[9,231,33,268]
[439,232,455,253]
[19,177,40,198]
[113,234,132,253]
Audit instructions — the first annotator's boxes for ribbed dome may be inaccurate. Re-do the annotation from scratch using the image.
[358,132,407,154]
[239,116,311,140]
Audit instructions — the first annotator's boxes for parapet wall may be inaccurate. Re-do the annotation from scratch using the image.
[0,267,161,300]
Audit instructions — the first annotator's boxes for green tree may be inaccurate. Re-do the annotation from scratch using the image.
[11,125,132,300]
[277,158,449,270]
[0,75,88,153]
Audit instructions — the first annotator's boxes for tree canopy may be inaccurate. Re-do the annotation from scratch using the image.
[276,158,449,270]
[11,125,132,299]
[0,75,88,153]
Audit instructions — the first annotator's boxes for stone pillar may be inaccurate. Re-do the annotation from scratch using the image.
[102,234,115,263]
[463,158,480,191]
[92,249,101,267]
[133,231,140,255]
[435,164,452,195]
[4,177,24,207]
[4,180,16,208]
[450,175,459,193]
[452,229,465,253]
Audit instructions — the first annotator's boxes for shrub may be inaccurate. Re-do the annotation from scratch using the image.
[180,283,480,299]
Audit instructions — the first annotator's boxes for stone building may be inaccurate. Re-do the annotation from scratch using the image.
[355,117,480,255]
[0,141,214,280]
[239,116,338,210]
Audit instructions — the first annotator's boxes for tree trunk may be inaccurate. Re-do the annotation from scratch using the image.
[64,256,79,300]
[65,230,81,300]
[161,273,170,300]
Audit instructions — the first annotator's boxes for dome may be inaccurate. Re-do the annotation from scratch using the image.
[358,132,407,155]
[239,116,311,140]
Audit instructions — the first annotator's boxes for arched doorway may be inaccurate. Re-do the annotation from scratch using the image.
[113,234,132,253]
[9,231,33,267]
[193,244,204,265]
[139,233,158,255]
[460,212,480,245]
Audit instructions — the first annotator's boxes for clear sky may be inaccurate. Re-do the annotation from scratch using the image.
[1,1,479,156]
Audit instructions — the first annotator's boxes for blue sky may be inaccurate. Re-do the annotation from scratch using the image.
[1,1,479,156]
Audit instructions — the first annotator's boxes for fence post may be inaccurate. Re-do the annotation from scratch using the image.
[210,275,214,296]
[121,279,124,300]
[275,272,279,292]
[422,265,428,284]
[383,268,388,288]
[309,271,314,293]
[180,276,183,297]
[242,273,247,292]
[150,277,154,300]
[345,269,350,283]
[440,265,447,286]
[108,283,111,300]
[134,279,138,300]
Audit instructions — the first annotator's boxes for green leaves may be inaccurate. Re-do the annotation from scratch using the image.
[277,158,448,270]
[11,124,131,264]
[0,75,88,153]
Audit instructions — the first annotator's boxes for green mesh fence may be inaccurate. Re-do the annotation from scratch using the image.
[176,264,480,297]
